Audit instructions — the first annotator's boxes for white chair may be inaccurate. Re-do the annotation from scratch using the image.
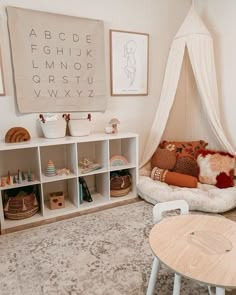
[146,200,189,295]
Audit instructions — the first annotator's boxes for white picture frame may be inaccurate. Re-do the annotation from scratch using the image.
[110,30,149,96]
[0,48,5,96]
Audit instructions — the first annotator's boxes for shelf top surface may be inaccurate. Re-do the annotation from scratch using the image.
[0,132,139,150]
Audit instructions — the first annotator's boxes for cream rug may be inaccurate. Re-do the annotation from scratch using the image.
[0,201,215,295]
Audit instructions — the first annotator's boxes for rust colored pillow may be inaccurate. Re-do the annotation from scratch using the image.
[159,140,208,159]
[173,157,199,178]
[197,149,235,188]
[151,167,198,188]
[151,148,176,170]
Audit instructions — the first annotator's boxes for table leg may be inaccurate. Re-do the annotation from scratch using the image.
[173,274,181,295]
[146,257,161,295]
[215,288,225,295]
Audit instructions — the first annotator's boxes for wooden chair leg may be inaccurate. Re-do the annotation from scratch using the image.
[173,274,181,295]
[146,257,161,295]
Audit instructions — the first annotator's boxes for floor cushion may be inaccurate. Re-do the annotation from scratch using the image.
[137,176,236,213]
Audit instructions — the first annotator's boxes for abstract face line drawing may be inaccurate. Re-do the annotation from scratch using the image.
[110,30,149,96]
[124,40,137,87]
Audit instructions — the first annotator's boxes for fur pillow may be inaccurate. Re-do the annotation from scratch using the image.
[151,148,176,170]
[197,150,235,188]
[159,140,208,159]
[173,157,199,178]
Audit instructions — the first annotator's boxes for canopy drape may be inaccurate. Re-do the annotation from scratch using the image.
[140,5,235,169]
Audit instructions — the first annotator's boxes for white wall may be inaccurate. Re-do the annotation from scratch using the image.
[195,0,236,149]
[0,0,191,159]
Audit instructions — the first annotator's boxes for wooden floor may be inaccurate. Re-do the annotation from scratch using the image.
[221,207,236,222]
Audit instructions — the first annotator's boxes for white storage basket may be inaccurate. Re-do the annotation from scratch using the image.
[68,119,91,137]
[40,119,67,139]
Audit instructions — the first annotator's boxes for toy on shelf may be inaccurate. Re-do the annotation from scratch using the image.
[18,169,23,184]
[56,168,72,176]
[0,170,35,187]
[49,191,65,210]
[110,155,128,167]
[27,170,32,182]
[5,127,31,143]
[1,177,5,187]
[79,157,103,174]
[45,160,57,177]
[6,171,11,185]
[108,118,120,133]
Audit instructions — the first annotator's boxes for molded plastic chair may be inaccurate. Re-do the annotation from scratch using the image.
[146,200,189,295]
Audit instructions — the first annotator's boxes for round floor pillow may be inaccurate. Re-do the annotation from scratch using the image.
[151,148,176,170]
[173,156,199,178]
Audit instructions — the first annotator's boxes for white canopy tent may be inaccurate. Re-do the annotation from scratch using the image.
[140,4,235,169]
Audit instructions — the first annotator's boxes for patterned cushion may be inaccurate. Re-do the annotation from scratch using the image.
[173,157,199,178]
[151,148,176,170]
[159,140,208,159]
[151,167,198,188]
[197,149,235,188]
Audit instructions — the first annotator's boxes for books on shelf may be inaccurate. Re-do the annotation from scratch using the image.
[79,177,93,203]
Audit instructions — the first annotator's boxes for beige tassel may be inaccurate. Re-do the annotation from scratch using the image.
[33,195,38,206]
[4,200,9,212]
[22,199,27,211]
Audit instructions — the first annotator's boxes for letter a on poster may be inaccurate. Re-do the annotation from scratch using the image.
[7,6,107,113]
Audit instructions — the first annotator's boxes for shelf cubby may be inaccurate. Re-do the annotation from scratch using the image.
[109,137,137,168]
[40,143,77,177]
[42,178,79,218]
[77,140,109,174]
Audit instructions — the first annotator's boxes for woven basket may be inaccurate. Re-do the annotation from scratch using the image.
[110,175,131,190]
[110,174,131,197]
[4,192,39,220]
[110,186,131,197]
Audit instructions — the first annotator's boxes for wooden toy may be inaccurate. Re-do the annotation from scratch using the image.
[49,191,65,210]
[45,160,57,177]
[5,127,31,143]
[1,178,5,187]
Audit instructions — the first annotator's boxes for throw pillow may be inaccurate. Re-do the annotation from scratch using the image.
[159,140,208,159]
[151,167,198,188]
[173,157,199,178]
[197,149,235,188]
[151,148,176,170]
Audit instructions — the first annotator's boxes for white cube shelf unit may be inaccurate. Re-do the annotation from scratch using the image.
[0,132,138,234]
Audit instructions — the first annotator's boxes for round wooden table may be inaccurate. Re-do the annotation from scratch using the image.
[149,214,236,294]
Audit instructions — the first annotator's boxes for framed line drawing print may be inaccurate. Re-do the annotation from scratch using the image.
[0,47,5,96]
[110,30,149,96]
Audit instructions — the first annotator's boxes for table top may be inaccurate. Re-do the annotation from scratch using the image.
[149,214,236,288]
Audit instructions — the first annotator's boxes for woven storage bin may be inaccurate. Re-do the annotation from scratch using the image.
[110,186,131,197]
[4,192,39,220]
[39,119,66,139]
[110,174,131,197]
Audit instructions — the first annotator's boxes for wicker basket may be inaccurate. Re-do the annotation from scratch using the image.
[110,174,131,197]
[4,191,39,220]
[110,186,131,197]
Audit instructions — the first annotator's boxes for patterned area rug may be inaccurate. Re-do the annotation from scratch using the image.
[0,201,212,295]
